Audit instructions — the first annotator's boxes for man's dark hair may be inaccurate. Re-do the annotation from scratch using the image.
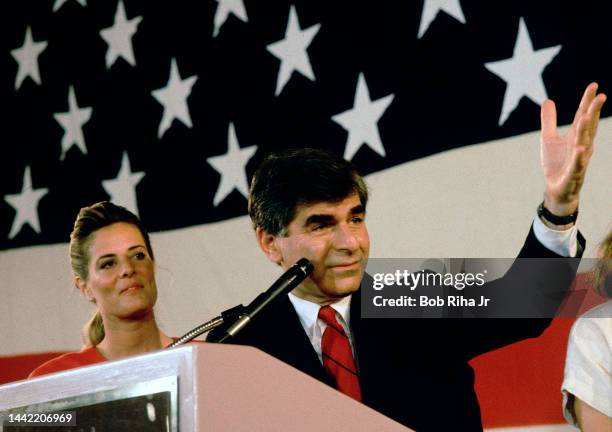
[248,148,368,235]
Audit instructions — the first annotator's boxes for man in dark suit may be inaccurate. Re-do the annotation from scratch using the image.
[209,84,606,431]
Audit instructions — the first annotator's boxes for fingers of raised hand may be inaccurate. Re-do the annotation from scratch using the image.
[586,92,607,133]
[572,82,599,127]
[573,116,595,171]
[575,93,607,147]
[541,99,557,140]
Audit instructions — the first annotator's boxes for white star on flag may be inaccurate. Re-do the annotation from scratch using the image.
[151,58,198,139]
[10,26,48,90]
[332,73,395,161]
[418,0,466,39]
[4,166,49,239]
[53,86,93,160]
[213,0,248,37]
[207,123,257,206]
[102,152,145,216]
[53,0,87,13]
[266,5,321,96]
[99,0,143,69]
[484,18,561,125]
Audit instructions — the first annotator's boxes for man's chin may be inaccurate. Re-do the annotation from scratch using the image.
[326,280,361,297]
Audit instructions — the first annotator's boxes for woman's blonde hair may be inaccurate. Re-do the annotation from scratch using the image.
[70,201,154,346]
[590,229,612,298]
[82,311,105,346]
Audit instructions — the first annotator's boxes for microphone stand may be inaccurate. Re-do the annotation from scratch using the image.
[166,304,244,348]
[167,258,313,348]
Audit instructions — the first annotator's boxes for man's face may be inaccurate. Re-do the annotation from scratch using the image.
[259,192,370,304]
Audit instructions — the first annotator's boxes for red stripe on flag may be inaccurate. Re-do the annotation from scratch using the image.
[472,277,607,428]
[471,318,575,428]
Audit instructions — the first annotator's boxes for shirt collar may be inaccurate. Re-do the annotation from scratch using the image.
[288,292,352,331]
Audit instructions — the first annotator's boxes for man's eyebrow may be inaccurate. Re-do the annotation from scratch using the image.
[350,205,365,214]
[303,214,335,226]
[302,205,366,226]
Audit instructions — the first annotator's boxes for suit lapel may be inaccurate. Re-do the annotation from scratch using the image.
[349,284,390,405]
[254,295,332,386]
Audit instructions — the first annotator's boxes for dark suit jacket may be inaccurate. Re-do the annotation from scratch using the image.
[208,227,583,431]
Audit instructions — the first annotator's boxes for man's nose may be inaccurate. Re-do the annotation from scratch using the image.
[333,223,359,252]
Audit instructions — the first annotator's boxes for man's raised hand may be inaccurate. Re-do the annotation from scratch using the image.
[540,82,607,219]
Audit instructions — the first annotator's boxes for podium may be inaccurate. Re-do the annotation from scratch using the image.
[0,344,411,431]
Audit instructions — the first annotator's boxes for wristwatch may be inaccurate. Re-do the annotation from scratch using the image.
[537,201,578,225]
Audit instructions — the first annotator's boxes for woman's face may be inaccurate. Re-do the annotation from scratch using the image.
[78,222,157,322]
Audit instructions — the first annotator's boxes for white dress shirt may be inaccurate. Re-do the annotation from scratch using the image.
[532,216,578,257]
[288,293,353,363]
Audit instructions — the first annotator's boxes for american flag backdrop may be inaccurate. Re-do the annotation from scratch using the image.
[1,1,611,429]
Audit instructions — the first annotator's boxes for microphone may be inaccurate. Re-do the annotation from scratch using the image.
[210,258,313,343]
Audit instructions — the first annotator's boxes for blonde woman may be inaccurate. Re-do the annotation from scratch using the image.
[29,202,173,377]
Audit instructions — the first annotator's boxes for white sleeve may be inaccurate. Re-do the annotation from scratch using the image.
[561,311,612,426]
[532,216,578,257]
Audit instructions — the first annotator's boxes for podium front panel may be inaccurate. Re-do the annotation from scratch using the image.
[0,344,410,431]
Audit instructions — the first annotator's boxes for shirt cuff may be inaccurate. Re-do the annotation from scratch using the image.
[532,216,578,257]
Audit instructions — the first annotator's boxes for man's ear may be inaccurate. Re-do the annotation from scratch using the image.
[256,227,283,265]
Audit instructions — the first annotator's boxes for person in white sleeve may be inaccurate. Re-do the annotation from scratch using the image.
[562,229,612,431]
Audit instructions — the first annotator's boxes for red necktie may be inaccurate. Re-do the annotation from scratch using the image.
[318,305,362,401]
